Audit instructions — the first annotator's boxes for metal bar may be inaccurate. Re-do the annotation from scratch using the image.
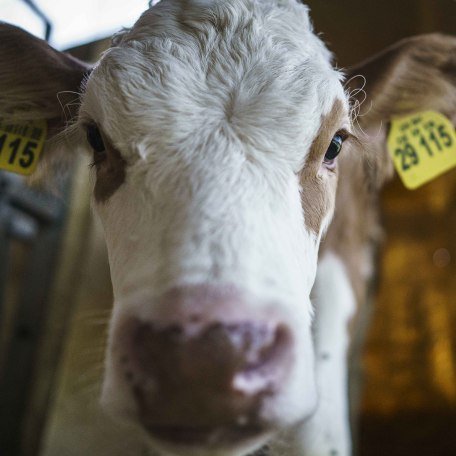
[0,196,11,324]
[0,175,68,455]
[20,0,52,42]
[0,222,65,455]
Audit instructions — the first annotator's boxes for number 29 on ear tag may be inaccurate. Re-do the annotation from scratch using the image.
[0,119,47,176]
[387,111,456,189]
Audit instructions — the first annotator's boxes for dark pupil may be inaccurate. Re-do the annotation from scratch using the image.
[87,125,105,153]
[325,135,343,161]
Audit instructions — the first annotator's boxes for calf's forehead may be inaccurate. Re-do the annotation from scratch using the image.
[81,0,346,164]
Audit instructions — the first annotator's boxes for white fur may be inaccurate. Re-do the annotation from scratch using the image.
[301,252,356,456]
[267,252,356,456]
[75,1,351,454]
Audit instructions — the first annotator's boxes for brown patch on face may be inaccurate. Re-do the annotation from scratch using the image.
[300,99,346,234]
[321,136,376,307]
[93,130,127,203]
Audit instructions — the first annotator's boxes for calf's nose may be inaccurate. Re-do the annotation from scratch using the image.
[123,318,292,441]
[134,321,289,393]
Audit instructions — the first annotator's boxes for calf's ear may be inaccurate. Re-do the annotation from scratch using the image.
[345,34,456,187]
[0,23,91,178]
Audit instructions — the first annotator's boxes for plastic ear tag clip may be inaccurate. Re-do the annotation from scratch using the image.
[387,111,456,189]
[0,118,47,176]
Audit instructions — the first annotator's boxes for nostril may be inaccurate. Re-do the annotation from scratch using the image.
[132,322,186,386]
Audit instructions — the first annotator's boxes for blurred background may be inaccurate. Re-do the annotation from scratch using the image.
[0,0,455,455]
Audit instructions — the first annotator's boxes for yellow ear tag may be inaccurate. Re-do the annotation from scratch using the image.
[387,111,456,189]
[0,118,47,176]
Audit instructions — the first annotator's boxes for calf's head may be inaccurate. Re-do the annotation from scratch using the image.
[86,2,348,451]
[1,0,455,454]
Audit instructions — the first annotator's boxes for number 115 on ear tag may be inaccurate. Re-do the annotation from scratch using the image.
[387,111,456,189]
[0,119,47,176]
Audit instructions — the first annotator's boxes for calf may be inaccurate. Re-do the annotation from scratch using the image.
[1,1,455,455]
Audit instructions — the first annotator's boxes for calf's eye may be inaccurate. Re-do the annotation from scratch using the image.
[86,124,105,152]
[324,134,344,165]
[86,124,106,165]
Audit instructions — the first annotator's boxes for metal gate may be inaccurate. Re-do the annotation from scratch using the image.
[0,170,70,455]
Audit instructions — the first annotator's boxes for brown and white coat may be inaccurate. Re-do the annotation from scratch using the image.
[1,1,455,455]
